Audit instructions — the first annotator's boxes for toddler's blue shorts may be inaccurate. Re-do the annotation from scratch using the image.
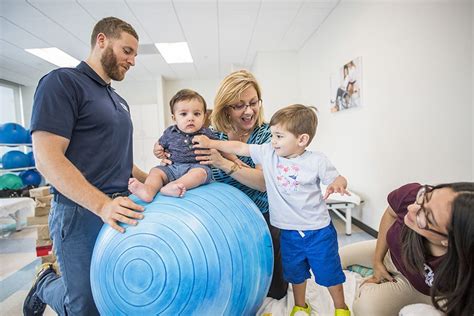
[280,222,346,287]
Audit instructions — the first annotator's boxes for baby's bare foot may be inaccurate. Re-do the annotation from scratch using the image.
[128,178,155,202]
[160,182,186,197]
[128,178,140,193]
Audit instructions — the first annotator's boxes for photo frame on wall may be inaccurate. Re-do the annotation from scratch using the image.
[330,57,362,113]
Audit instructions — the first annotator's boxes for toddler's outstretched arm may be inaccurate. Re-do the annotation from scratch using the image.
[192,135,250,157]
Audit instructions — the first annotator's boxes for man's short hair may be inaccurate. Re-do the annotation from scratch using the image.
[269,104,318,143]
[90,17,139,47]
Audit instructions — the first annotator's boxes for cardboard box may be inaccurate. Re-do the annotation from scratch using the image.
[35,194,53,207]
[34,206,50,217]
[37,225,50,240]
[27,216,48,226]
[29,186,51,198]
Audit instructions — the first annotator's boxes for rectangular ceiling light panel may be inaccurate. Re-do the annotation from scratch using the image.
[154,42,193,64]
[25,47,80,67]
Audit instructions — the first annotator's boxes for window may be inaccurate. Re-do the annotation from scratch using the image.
[0,80,23,125]
[1,85,16,123]
[0,81,25,156]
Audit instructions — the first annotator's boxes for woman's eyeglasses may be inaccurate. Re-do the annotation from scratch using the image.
[228,99,261,112]
[414,185,449,238]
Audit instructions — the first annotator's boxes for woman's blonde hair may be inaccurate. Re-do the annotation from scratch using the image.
[211,70,265,132]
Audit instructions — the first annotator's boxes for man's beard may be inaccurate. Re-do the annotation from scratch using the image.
[101,46,126,81]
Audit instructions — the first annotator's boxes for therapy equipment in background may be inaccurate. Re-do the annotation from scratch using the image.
[323,185,362,235]
[0,122,30,144]
[2,150,30,169]
[19,170,42,186]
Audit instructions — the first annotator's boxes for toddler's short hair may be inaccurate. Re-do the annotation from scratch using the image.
[169,89,207,114]
[269,104,318,143]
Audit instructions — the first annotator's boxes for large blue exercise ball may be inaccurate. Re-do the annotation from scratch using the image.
[91,183,273,315]
[2,151,30,169]
[0,122,28,144]
[20,169,42,186]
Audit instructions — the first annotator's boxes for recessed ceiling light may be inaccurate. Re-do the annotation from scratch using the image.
[25,47,80,67]
[154,42,193,64]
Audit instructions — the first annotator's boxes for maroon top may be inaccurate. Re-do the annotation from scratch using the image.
[386,183,445,295]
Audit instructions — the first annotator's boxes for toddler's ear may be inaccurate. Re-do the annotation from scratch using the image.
[298,134,310,147]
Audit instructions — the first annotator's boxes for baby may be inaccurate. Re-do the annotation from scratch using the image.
[128,89,217,200]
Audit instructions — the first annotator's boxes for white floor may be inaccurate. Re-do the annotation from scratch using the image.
[0,214,374,316]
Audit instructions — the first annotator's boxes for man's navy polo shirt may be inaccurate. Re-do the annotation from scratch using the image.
[30,61,133,196]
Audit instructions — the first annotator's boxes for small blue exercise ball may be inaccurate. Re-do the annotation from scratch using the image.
[27,151,35,166]
[20,169,42,186]
[0,123,28,144]
[2,151,30,169]
[91,183,273,315]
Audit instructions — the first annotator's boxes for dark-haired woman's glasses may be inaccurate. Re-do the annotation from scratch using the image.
[415,185,449,238]
[228,99,261,112]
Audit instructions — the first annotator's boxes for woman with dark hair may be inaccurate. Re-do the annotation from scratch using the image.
[339,182,474,316]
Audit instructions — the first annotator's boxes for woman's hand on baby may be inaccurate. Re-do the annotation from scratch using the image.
[153,142,172,165]
[192,135,211,148]
[362,261,396,285]
[194,148,224,167]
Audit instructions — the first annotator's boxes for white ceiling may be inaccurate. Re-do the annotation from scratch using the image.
[0,0,339,86]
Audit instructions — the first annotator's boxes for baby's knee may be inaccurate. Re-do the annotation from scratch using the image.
[151,167,169,182]
[193,168,209,180]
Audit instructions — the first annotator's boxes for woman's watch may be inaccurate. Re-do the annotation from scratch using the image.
[227,162,241,175]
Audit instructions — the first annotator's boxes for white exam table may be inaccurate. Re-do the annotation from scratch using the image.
[325,189,362,235]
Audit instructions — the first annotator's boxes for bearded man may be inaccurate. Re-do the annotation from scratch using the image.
[24,17,147,316]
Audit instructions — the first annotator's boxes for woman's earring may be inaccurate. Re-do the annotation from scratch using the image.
[441,240,448,247]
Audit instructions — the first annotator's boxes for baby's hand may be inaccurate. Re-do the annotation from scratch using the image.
[192,135,211,148]
[153,142,172,165]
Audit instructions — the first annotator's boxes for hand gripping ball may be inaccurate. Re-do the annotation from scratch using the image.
[91,183,273,315]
